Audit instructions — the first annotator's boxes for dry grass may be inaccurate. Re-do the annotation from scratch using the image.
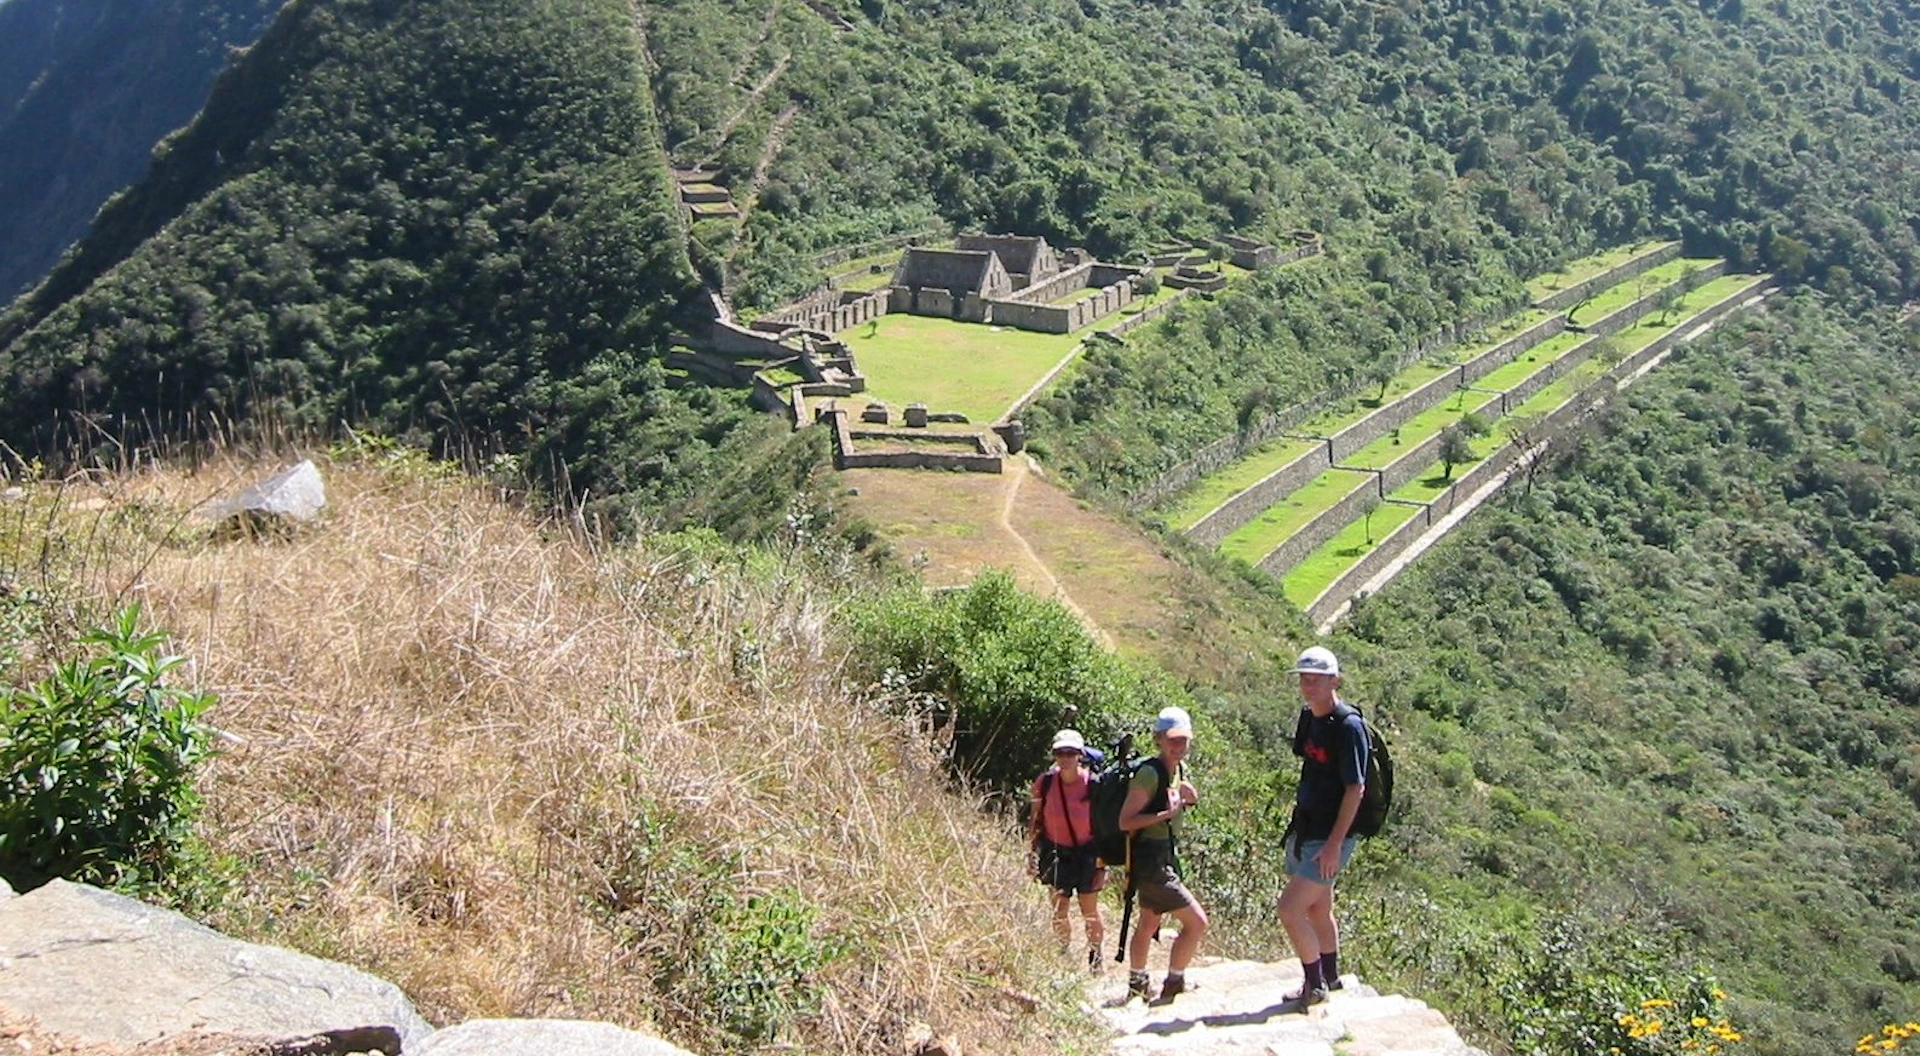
[1,457,1102,1056]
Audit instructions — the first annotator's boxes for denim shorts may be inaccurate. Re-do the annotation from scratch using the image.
[1284,835,1358,884]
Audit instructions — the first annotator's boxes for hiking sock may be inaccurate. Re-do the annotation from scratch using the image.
[1318,951,1340,989]
[1300,959,1324,993]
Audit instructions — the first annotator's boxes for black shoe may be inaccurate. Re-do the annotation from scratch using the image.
[1326,974,1346,991]
[1152,974,1197,1005]
[1127,972,1154,1001]
[1283,985,1328,1012]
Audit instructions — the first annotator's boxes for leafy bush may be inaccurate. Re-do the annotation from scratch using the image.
[0,605,217,892]
[842,570,1182,791]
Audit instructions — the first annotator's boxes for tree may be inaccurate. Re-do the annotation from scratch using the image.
[1502,414,1551,497]
[1438,422,1477,481]
[1360,492,1382,544]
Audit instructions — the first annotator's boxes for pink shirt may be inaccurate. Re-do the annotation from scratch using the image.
[1031,766,1095,847]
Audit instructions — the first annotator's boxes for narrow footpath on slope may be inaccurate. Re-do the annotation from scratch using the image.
[1000,455,1116,650]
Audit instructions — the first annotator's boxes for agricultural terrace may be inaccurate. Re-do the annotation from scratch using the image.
[1218,468,1373,565]
[1336,391,1503,471]
[1566,256,1719,326]
[1469,329,1589,391]
[1163,436,1320,530]
[1281,501,1423,607]
[1526,239,1675,303]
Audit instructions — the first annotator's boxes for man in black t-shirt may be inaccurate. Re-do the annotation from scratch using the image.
[1278,645,1369,1011]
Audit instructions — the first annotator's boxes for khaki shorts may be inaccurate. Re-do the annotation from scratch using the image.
[1130,841,1194,914]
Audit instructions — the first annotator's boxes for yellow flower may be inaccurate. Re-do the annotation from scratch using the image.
[1883,1041,1899,1052]
[1643,998,1675,1009]
[1707,1045,1720,1055]
[1712,988,1728,1000]
[1693,1017,1711,1028]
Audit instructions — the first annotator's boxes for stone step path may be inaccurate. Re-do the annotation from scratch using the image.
[1092,959,1486,1056]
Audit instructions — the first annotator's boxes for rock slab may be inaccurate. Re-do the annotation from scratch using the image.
[0,880,431,1051]
[414,1019,699,1056]
[206,460,327,527]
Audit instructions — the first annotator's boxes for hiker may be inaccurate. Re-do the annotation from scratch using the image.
[1277,645,1369,1010]
[1119,706,1207,1002]
[1028,729,1106,968]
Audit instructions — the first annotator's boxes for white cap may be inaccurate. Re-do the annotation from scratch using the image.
[1051,729,1087,753]
[1153,706,1193,737]
[1291,645,1341,676]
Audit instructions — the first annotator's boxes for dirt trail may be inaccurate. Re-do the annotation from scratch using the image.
[1000,456,1115,649]
[702,53,791,167]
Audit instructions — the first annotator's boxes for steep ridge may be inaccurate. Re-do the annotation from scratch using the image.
[0,0,734,503]
[0,0,281,301]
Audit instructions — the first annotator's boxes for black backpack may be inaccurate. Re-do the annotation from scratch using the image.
[1089,753,1168,867]
[1338,703,1394,837]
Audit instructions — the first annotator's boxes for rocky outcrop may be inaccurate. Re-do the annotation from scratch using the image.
[0,880,430,1050]
[0,880,699,1056]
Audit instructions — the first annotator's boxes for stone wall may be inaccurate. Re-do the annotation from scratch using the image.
[1458,315,1568,385]
[1099,288,1192,340]
[705,319,792,357]
[1533,241,1682,311]
[1575,259,1729,337]
[1254,472,1380,578]
[984,276,1134,334]
[1301,273,1772,626]
[815,228,946,271]
[1372,392,1503,495]
[1008,262,1096,305]
[667,348,761,386]
[1184,441,1332,547]
[1324,366,1465,462]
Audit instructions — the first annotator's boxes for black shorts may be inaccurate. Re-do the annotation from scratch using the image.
[1038,842,1106,895]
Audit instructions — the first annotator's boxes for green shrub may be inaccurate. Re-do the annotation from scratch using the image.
[842,570,1179,792]
[0,605,217,892]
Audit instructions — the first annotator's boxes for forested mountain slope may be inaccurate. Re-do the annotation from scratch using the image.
[4,0,1916,521]
[0,0,280,300]
[1327,296,1920,1054]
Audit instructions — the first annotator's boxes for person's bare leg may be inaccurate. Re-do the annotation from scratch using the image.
[1278,875,1329,972]
[1165,902,1209,973]
[1051,892,1072,949]
[1128,907,1162,971]
[1077,891,1105,954]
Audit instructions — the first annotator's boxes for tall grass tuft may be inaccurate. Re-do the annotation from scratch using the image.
[0,453,1099,1055]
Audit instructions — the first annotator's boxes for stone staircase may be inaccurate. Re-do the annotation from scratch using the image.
[1093,959,1485,1056]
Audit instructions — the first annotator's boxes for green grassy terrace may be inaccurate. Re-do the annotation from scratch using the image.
[1525,240,1675,303]
[1281,501,1423,607]
[1446,307,1557,361]
[838,315,1083,422]
[1470,330,1591,392]
[1339,391,1503,470]
[1566,256,1719,326]
[1164,436,1321,530]
[1218,468,1374,565]
[1609,273,1764,352]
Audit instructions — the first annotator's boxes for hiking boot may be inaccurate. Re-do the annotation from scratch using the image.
[1283,985,1328,1012]
[1087,947,1103,974]
[1127,971,1154,1001]
[1326,974,1346,992]
[1153,974,1198,1005]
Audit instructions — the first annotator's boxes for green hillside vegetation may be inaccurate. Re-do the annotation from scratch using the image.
[0,0,774,522]
[1331,297,1920,1056]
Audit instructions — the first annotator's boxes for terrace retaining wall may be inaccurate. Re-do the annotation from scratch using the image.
[1372,392,1504,495]
[1254,472,1381,579]
[1301,273,1772,626]
[1532,242,1681,311]
[1458,315,1568,386]
[1574,259,1729,336]
[1185,442,1332,548]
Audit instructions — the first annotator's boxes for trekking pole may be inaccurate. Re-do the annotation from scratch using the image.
[1113,837,1134,963]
